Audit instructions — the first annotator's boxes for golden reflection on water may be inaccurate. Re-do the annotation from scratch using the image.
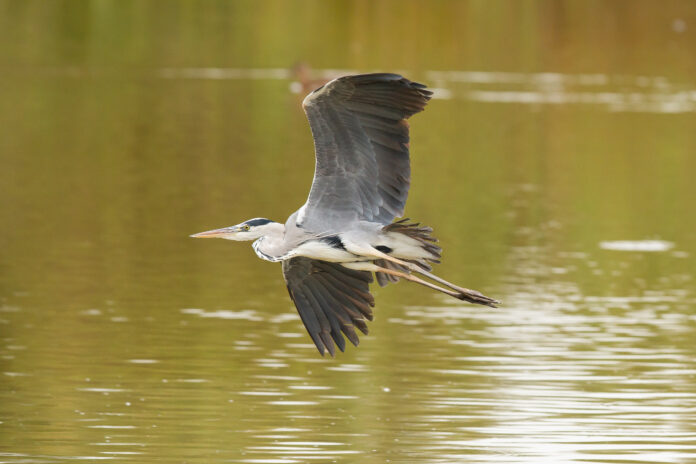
[1,1,696,463]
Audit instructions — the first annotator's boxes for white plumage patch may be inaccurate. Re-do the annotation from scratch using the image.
[252,239,286,262]
[292,240,357,262]
[379,232,434,260]
[296,205,307,225]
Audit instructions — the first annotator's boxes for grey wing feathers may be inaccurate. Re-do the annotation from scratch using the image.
[299,73,432,231]
[282,257,375,356]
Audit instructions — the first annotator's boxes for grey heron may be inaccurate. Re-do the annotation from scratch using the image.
[191,73,499,356]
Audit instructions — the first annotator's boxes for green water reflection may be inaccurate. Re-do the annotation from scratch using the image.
[1,1,695,463]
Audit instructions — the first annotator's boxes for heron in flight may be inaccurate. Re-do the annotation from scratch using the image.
[191,73,499,356]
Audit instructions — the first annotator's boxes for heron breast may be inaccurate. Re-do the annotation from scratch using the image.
[292,238,358,262]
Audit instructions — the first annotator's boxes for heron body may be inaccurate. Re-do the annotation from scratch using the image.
[192,73,499,356]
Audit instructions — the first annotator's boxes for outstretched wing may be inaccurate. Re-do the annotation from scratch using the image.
[298,73,432,232]
[282,257,375,356]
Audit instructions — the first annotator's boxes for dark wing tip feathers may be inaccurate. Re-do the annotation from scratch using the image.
[338,73,432,118]
[305,72,432,119]
[283,257,375,357]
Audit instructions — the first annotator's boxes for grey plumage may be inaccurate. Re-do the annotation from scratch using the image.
[298,73,432,231]
[191,73,499,357]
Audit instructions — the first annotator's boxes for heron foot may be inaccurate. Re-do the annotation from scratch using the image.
[455,288,500,308]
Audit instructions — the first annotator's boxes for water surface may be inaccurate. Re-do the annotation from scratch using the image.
[1,1,695,463]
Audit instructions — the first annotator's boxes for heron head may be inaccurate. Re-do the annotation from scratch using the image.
[190,218,279,241]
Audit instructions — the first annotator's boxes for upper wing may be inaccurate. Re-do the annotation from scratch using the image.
[298,73,432,232]
[282,257,375,356]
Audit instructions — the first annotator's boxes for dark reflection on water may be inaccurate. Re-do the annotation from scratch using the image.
[2,1,696,463]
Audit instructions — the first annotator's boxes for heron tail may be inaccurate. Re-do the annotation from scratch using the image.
[376,218,442,287]
[383,218,441,260]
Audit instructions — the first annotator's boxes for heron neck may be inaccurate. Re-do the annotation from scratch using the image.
[252,223,288,262]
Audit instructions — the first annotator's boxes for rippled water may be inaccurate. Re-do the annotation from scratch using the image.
[2,1,696,463]
[4,260,695,463]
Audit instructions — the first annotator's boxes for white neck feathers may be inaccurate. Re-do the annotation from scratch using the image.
[252,223,288,262]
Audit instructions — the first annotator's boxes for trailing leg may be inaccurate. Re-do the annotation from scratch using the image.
[403,265,500,307]
[343,262,498,306]
[370,265,465,300]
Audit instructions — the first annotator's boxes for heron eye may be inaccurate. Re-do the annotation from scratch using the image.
[242,225,250,231]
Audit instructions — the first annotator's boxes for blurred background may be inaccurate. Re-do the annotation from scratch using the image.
[1,1,695,463]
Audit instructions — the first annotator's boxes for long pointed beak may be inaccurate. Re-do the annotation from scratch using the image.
[190,227,235,238]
